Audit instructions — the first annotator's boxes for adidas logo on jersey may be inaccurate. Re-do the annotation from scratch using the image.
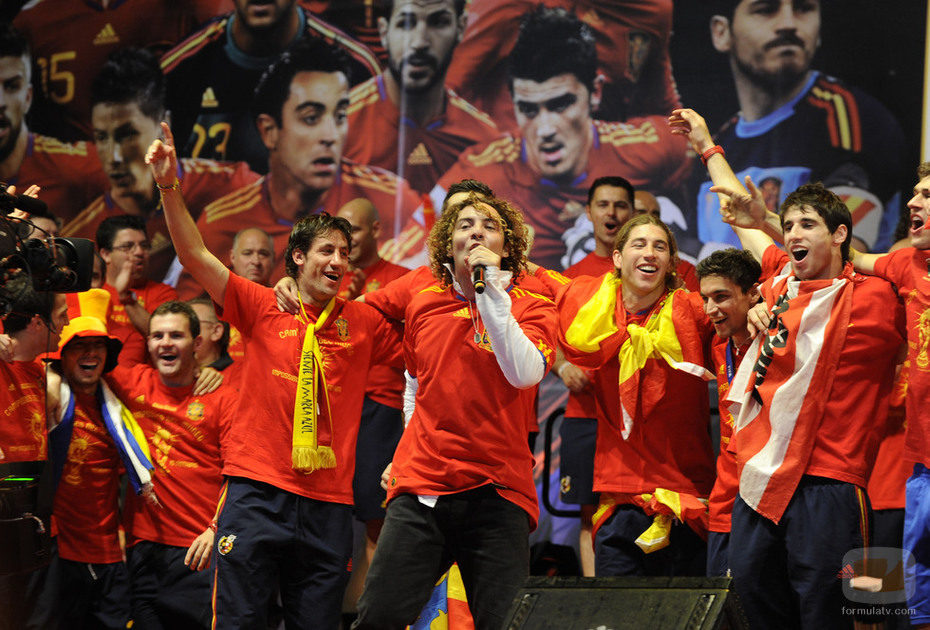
[407,142,432,166]
[93,23,119,46]
[201,87,219,108]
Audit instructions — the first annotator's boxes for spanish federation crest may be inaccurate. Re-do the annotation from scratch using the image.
[335,316,350,341]
[218,534,236,555]
[186,401,205,422]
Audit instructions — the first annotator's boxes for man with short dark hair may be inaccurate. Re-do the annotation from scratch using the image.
[162,0,380,173]
[695,247,761,577]
[109,300,236,629]
[96,214,178,365]
[147,118,403,627]
[344,0,500,195]
[676,107,907,628]
[62,47,258,282]
[191,36,420,291]
[0,23,108,225]
[436,6,690,270]
[695,0,907,254]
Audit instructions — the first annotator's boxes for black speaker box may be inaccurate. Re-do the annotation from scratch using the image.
[504,576,748,630]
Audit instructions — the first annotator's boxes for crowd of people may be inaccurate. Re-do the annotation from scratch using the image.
[0,1,927,630]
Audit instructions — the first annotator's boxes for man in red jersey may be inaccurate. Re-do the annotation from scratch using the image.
[147,116,403,627]
[45,289,154,630]
[827,162,930,628]
[0,24,107,225]
[189,37,420,294]
[106,301,235,629]
[354,193,557,629]
[674,107,906,628]
[13,0,229,142]
[558,214,715,578]
[344,0,500,195]
[434,6,690,271]
[444,0,681,129]
[0,276,68,629]
[694,247,761,578]
[96,215,178,365]
[161,0,379,173]
[62,48,258,283]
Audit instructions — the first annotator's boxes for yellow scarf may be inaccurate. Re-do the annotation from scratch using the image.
[291,294,337,472]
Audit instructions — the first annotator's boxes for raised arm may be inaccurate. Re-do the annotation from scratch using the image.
[668,109,780,262]
[145,122,229,305]
[849,248,881,274]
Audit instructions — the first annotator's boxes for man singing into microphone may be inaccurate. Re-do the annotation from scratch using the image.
[353,193,558,629]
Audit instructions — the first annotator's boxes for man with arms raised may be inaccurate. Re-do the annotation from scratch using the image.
[147,119,402,627]
[345,0,500,195]
[673,107,906,628]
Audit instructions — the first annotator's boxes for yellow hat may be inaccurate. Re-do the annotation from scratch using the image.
[52,289,122,373]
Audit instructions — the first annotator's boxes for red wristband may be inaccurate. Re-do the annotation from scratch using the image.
[209,520,217,532]
[700,145,725,165]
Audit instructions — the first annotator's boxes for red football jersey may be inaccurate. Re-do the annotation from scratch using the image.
[873,247,930,467]
[345,75,502,194]
[445,0,680,130]
[438,118,691,270]
[558,278,716,498]
[63,158,258,283]
[52,390,123,564]
[10,133,108,225]
[183,163,420,298]
[759,245,905,489]
[113,363,235,548]
[219,273,402,503]
[0,359,47,463]
[339,257,410,409]
[867,365,909,511]
[14,0,231,141]
[383,279,557,527]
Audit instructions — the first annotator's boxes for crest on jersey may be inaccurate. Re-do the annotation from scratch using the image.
[218,534,237,555]
[187,401,205,422]
[335,317,350,341]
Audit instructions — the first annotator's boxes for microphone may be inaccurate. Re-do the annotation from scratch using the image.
[0,190,50,217]
[472,265,486,294]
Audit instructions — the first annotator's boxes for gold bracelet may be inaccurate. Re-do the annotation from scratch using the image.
[156,179,180,192]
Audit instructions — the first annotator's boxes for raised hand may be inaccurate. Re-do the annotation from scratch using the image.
[668,108,715,154]
[710,176,769,230]
[145,122,179,187]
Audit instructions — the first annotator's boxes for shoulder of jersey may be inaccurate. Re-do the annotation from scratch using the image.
[61,195,106,236]
[181,157,248,177]
[160,16,229,72]
[462,135,521,168]
[202,178,264,224]
[510,285,554,304]
[446,89,498,130]
[347,77,382,115]
[806,74,866,152]
[594,118,661,148]
[340,160,402,195]
[302,8,380,74]
[32,134,94,158]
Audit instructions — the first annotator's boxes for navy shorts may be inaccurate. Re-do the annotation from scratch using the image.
[213,476,353,629]
[127,540,212,629]
[354,396,403,522]
[706,531,730,577]
[558,416,598,506]
[729,476,871,630]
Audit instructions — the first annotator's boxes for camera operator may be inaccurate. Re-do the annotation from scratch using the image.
[0,273,68,630]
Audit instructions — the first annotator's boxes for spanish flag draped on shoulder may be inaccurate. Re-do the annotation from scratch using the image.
[727,264,855,524]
